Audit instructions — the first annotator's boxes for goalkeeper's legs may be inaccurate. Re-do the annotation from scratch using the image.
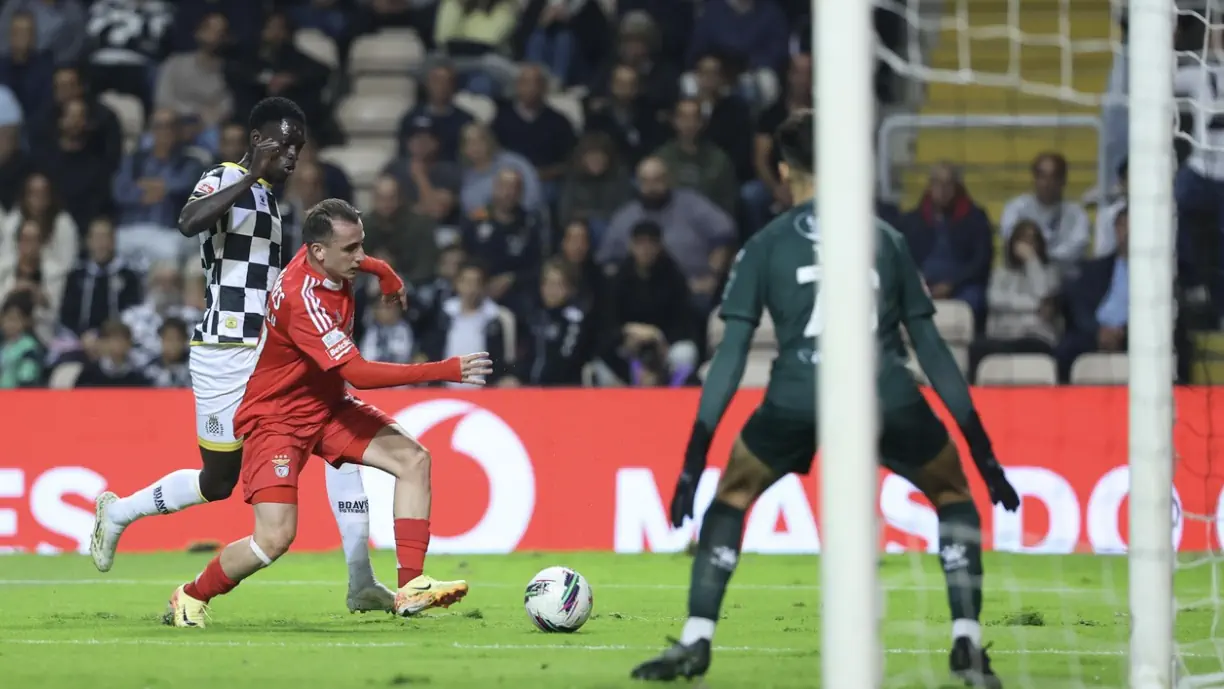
[900,441,1001,689]
[632,435,780,681]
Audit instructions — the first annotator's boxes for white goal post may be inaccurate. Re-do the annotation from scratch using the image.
[815,0,1179,687]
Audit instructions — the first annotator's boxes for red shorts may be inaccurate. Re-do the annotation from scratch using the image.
[240,397,396,504]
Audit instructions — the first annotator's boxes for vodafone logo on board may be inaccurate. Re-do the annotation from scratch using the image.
[362,399,537,553]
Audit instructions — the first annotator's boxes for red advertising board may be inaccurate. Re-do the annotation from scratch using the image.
[1,387,1223,555]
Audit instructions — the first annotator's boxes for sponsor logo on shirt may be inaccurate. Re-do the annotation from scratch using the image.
[322,328,353,361]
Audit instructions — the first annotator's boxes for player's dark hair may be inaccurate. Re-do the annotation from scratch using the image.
[248,97,305,133]
[775,110,816,174]
[302,198,362,245]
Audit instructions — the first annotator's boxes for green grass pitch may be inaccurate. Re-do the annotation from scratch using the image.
[0,551,1217,688]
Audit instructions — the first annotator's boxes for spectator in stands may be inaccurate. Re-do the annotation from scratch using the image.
[0,0,87,67]
[85,0,174,114]
[419,259,507,386]
[0,86,29,214]
[361,0,441,50]
[226,11,333,149]
[1093,158,1127,258]
[969,219,1062,380]
[144,315,189,387]
[690,52,754,184]
[598,219,698,387]
[557,130,631,241]
[155,12,233,154]
[502,258,592,387]
[360,299,416,365]
[588,11,679,118]
[999,152,1090,277]
[598,157,736,287]
[433,0,518,98]
[37,96,114,230]
[747,53,811,234]
[297,135,353,201]
[120,260,197,369]
[407,243,465,339]
[1055,206,1129,383]
[0,290,45,389]
[1,219,61,340]
[491,63,576,203]
[0,10,55,121]
[364,174,440,284]
[899,162,993,325]
[556,218,602,313]
[383,118,462,210]
[462,168,546,312]
[399,61,473,162]
[0,172,78,300]
[458,122,542,215]
[281,160,327,251]
[654,98,737,217]
[74,318,149,387]
[686,0,788,77]
[112,108,205,265]
[170,0,263,53]
[35,65,123,173]
[59,217,142,336]
[517,0,609,88]
[279,0,350,72]
[217,120,246,164]
[585,63,666,168]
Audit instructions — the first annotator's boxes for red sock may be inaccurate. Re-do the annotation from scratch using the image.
[183,555,239,603]
[394,518,430,587]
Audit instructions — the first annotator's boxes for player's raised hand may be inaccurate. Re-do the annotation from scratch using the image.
[382,285,408,310]
[458,352,494,385]
[250,139,282,179]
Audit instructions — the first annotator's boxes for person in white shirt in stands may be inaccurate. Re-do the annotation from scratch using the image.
[998,152,1090,279]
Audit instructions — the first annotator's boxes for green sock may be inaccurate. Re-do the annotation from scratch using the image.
[686,500,746,625]
[937,501,984,628]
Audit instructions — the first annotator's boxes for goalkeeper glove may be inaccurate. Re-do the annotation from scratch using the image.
[669,422,713,527]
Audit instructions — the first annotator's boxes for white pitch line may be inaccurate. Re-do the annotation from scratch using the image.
[2,638,1209,658]
[0,579,1106,595]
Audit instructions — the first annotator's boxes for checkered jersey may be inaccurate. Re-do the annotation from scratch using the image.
[189,163,282,346]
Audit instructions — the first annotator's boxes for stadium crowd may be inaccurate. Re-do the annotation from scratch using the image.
[0,0,1157,390]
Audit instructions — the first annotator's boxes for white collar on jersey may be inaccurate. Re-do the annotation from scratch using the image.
[320,277,342,290]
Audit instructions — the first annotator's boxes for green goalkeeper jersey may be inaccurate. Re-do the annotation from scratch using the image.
[718,200,933,417]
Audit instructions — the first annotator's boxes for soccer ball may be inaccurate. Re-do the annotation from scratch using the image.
[523,566,593,633]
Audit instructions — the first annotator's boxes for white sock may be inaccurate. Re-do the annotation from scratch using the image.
[324,462,375,589]
[108,469,206,527]
[952,619,982,646]
[680,617,716,645]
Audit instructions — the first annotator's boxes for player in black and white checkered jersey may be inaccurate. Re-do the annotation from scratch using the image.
[91,98,406,616]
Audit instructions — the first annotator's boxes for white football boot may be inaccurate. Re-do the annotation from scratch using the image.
[90,491,125,573]
[347,581,396,613]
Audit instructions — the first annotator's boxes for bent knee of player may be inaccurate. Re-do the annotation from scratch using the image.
[716,439,774,509]
[253,522,296,560]
[386,444,432,486]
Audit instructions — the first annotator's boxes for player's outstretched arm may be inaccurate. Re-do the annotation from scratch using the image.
[338,352,493,390]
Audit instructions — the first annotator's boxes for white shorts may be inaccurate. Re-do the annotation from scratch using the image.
[189,344,260,452]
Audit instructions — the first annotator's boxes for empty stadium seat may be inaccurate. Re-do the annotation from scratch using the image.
[932,299,974,345]
[454,91,496,124]
[317,145,388,188]
[99,91,144,147]
[353,75,416,99]
[294,28,338,69]
[349,29,424,75]
[975,353,1058,386]
[546,92,584,130]
[352,186,372,212]
[336,94,410,137]
[1070,353,1128,385]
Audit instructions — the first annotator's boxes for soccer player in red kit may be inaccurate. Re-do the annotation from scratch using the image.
[165,199,493,627]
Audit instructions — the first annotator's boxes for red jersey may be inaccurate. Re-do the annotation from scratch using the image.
[234,250,360,439]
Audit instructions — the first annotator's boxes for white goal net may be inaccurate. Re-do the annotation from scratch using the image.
[815,0,1220,686]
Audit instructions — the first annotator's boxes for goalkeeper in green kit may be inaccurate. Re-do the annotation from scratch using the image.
[630,111,1019,689]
